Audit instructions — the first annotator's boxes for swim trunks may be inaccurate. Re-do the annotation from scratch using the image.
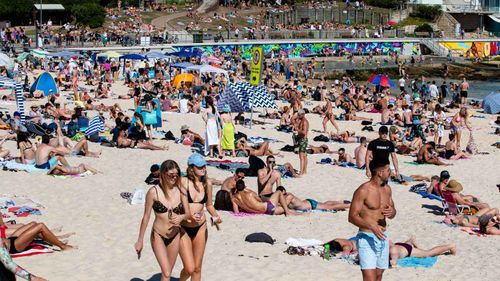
[306,199,318,210]
[265,201,275,215]
[297,137,308,153]
[356,231,389,270]
[35,157,58,170]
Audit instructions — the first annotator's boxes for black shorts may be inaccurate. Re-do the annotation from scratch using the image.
[460,91,468,98]
[400,86,405,91]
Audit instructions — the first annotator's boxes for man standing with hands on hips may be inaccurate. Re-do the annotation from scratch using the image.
[349,161,396,281]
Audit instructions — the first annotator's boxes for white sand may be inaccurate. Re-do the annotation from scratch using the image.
[1,81,499,281]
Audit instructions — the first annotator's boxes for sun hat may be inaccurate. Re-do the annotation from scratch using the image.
[445,180,463,193]
[180,125,189,131]
[187,153,207,167]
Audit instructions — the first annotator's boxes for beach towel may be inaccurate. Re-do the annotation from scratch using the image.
[11,241,54,258]
[206,160,249,172]
[1,160,48,173]
[397,256,437,268]
[247,137,280,144]
[404,161,433,166]
[8,206,41,217]
[296,209,338,213]
[51,170,94,179]
[220,210,263,217]
[417,191,443,201]
[285,238,323,247]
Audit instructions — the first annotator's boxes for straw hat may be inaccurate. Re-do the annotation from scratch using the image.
[445,180,463,193]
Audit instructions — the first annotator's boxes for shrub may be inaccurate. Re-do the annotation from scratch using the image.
[414,23,434,33]
[71,3,106,28]
[364,0,399,9]
[410,5,443,21]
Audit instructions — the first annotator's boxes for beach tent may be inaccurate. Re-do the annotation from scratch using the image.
[173,73,194,88]
[170,62,194,69]
[0,76,25,122]
[145,51,171,60]
[185,64,228,77]
[16,52,32,62]
[168,48,201,57]
[119,54,146,61]
[0,53,11,66]
[97,51,121,59]
[482,92,500,114]
[30,72,58,97]
[217,82,277,113]
[47,50,81,58]
[31,49,48,58]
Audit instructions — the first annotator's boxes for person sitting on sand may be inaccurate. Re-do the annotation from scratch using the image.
[389,236,456,266]
[231,180,295,216]
[333,148,355,166]
[446,207,499,227]
[236,138,278,157]
[444,180,490,210]
[180,125,205,146]
[221,168,246,193]
[443,134,468,160]
[307,144,334,154]
[116,128,168,150]
[34,135,72,170]
[416,142,449,166]
[354,137,368,169]
[277,186,350,211]
[478,213,500,235]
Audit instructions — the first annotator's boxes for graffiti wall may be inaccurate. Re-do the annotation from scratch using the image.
[440,41,500,58]
[178,42,420,60]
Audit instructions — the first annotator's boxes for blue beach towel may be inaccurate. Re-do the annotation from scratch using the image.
[397,256,437,268]
[418,191,443,201]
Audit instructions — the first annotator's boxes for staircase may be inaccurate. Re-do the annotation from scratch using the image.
[436,12,460,38]
[420,38,449,56]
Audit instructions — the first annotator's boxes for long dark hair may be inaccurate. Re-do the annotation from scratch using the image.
[16,132,30,149]
[186,164,208,194]
[205,96,216,114]
[214,190,233,211]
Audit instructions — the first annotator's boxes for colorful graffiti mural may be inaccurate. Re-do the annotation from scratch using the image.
[178,42,419,60]
[440,41,500,58]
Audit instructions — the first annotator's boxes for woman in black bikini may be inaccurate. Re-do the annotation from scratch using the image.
[179,154,222,281]
[389,236,456,266]
[135,160,192,281]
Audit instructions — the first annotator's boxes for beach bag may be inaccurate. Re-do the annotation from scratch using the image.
[129,188,146,205]
[143,111,157,125]
[409,183,428,193]
[245,232,275,245]
[466,133,478,155]
[164,131,176,141]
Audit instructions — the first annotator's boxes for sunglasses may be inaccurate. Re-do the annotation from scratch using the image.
[267,161,275,164]
[165,173,179,179]
[236,175,245,180]
[195,165,206,170]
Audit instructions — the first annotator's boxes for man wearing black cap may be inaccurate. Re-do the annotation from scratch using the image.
[365,126,400,179]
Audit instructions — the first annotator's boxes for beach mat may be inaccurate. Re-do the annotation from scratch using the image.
[397,256,437,268]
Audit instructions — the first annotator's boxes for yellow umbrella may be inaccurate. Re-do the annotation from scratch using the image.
[173,73,194,88]
[97,51,121,59]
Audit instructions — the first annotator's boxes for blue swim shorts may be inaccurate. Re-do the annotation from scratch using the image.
[356,231,389,270]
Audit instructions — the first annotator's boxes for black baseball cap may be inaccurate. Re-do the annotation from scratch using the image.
[440,170,450,179]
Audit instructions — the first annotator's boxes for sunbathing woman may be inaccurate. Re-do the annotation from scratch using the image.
[389,236,456,266]
[179,154,222,281]
[443,133,468,160]
[1,238,46,281]
[236,138,278,157]
[117,129,168,150]
[135,160,192,281]
[330,131,367,143]
[479,213,500,235]
[47,163,98,176]
[15,132,36,164]
[446,208,499,227]
[307,144,334,154]
[278,186,350,211]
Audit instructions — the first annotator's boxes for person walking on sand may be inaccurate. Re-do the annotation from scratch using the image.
[293,109,309,175]
[349,161,396,281]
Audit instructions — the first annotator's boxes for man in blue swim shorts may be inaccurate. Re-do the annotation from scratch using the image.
[348,161,396,281]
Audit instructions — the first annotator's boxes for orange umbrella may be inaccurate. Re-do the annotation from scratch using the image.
[173,73,194,88]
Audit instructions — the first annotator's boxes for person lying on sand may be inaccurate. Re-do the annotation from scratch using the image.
[277,186,350,211]
[307,144,335,154]
[236,138,278,157]
[116,128,168,150]
[330,131,368,143]
[479,213,500,235]
[47,163,98,176]
[231,180,296,216]
[389,236,456,266]
[446,208,499,227]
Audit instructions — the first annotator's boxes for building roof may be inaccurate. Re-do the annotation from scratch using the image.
[34,4,65,10]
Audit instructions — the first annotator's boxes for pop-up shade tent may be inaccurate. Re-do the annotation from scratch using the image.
[30,72,58,97]
[483,92,500,114]
[168,48,201,57]
[47,50,82,58]
[119,54,146,61]
[97,51,121,59]
[217,82,277,113]
[0,52,11,66]
[0,76,25,122]
[170,62,194,69]
[145,51,172,60]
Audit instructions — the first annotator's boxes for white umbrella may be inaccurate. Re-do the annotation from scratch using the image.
[0,53,11,67]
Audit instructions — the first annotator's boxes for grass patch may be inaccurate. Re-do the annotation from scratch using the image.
[396,17,431,27]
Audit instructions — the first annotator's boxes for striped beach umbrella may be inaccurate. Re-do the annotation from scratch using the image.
[367,74,395,88]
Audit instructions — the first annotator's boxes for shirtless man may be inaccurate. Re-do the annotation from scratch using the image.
[389,236,456,267]
[221,168,246,193]
[231,180,295,216]
[416,142,448,166]
[278,186,350,211]
[322,98,340,133]
[348,161,396,281]
[380,104,395,125]
[354,137,368,169]
[34,135,71,170]
[116,129,168,151]
[293,109,309,175]
[334,148,355,165]
[258,156,282,200]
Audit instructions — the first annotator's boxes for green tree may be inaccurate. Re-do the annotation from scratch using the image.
[71,2,106,27]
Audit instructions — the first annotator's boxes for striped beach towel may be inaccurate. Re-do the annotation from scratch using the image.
[85,116,105,136]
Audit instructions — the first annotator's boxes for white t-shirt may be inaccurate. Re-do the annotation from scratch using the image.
[398,78,405,87]
[429,84,439,98]
[179,99,189,113]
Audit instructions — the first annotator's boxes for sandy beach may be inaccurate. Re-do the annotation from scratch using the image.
[1,79,499,281]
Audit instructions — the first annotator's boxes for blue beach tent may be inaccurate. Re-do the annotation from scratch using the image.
[30,72,58,97]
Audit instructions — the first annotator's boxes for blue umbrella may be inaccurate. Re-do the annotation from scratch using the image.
[30,72,58,96]
[482,92,500,114]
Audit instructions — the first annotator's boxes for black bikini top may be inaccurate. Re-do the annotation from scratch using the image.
[187,180,208,204]
[152,186,184,214]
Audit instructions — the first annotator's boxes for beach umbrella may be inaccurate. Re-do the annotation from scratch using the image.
[30,72,58,97]
[0,53,11,66]
[217,82,277,113]
[388,21,397,25]
[31,49,48,58]
[17,52,32,62]
[168,48,201,58]
[97,51,121,59]
[47,50,82,58]
[482,92,500,114]
[367,74,395,88]
[173,73,194,88]
[202,55,222,64]
[170,62,194,69]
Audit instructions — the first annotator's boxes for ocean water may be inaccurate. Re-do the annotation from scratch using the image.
[427,78,500,99]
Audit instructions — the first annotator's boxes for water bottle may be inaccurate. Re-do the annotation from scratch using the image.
[324,244,331,260]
